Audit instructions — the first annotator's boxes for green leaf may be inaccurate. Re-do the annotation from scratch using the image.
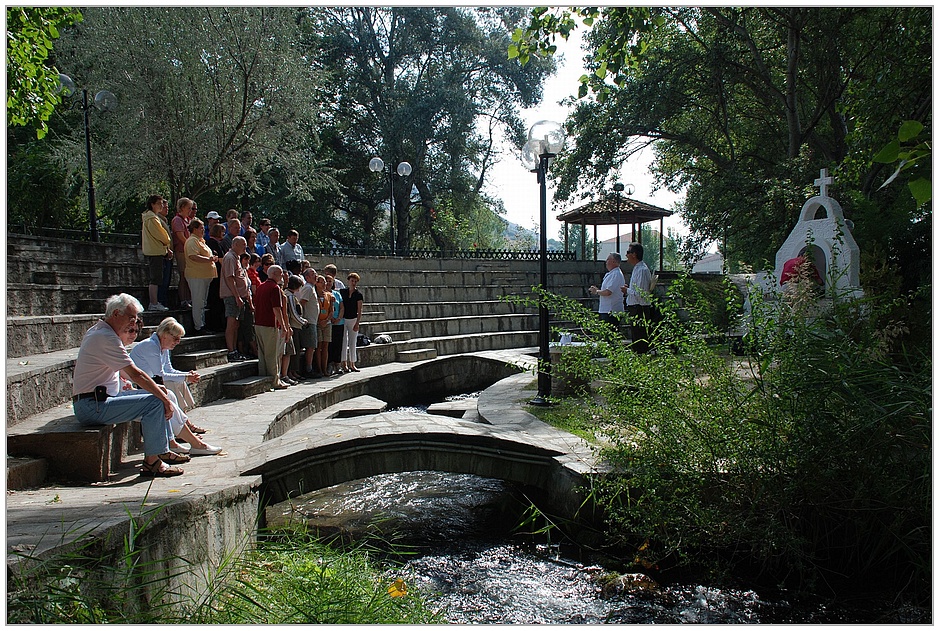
[508,44,519,59]
[908,177,931,205]
[872,139,900,164]
[898,120,924,142]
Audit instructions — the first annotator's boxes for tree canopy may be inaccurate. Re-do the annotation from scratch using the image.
[306,7,554,250]
[515,7,931,275]
[14,6,555,250]
[52,6,332,218]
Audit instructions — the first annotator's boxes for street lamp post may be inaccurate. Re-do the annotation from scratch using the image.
[368,157,412,254]
[521,120,566,406]
[58,74,118,242]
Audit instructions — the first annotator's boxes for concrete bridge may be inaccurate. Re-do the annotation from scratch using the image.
[245,363,598,525]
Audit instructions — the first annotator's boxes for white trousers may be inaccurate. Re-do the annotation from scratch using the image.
[341,318,358,363]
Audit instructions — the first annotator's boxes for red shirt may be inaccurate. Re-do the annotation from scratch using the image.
[254,279,282,328]
[246,266,261,289]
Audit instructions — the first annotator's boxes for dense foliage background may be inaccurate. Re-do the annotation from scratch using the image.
[516,7,930,282]
[7,6,554,251]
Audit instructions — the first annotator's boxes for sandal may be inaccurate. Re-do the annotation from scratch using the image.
[141,459,184,477]
[186,420,207,434]
[160,451,191,464]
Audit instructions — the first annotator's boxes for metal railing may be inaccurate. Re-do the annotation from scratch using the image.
[305,246,577,261]
[12,225,140,246]
[9,229,579,261]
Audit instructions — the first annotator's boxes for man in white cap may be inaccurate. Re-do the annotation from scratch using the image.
[205,211,222,232]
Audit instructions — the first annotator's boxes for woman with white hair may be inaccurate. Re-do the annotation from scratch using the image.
[129,317,221,455]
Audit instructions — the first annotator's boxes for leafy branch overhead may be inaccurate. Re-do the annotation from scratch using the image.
[873,120,931,206]
[509,7,662,100]
[6,7,83,138]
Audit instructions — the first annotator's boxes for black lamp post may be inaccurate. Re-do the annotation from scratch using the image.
[521,120,566,406]
[58,74,118,242]
[368,156,412,254]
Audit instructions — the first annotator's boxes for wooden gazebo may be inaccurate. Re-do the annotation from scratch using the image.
[557,195,673,270]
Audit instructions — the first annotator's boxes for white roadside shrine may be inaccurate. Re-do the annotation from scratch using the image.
[773,168,863,301]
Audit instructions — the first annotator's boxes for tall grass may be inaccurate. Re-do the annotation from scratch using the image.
[8,504,441,624]
[522,273,931,602]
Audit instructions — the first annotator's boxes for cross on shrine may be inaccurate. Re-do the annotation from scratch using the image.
[814,168,834,198]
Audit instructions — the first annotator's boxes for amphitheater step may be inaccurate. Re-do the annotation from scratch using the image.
[7,456,48,490]
[397,348,437,362]
[222,375,275,399]
[172,349,230,371]
[32,270,100,285]
[372,329,412,342]
[7,402,143,483]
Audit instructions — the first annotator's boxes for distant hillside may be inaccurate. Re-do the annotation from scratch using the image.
[503,220,563,250]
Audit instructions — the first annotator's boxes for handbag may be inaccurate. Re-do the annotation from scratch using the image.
[356,333,371,347]
[287,293,308,329]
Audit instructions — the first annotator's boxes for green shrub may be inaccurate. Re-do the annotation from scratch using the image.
[524,274,930,601]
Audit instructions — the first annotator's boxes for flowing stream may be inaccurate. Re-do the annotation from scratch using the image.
[264,397,927,624]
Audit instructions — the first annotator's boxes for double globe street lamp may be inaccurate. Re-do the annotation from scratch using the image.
[58,73,118,243]
[368,157,412,254]
[520,120,566,406]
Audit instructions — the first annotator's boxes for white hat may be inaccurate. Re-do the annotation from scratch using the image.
[206,211,221,219]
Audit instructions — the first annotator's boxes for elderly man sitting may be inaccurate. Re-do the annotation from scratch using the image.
[71,293,188,477]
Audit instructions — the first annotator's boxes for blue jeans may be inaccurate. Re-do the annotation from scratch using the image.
[73,392,172,457]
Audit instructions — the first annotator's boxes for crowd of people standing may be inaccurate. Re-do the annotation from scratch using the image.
[141,195,365,390]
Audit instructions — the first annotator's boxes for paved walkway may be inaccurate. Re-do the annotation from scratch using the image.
[6,348,597,562]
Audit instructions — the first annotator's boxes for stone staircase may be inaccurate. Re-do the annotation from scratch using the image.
[6,234,605,487]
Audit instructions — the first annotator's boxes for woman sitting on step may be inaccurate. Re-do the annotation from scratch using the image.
[128,317,221,455]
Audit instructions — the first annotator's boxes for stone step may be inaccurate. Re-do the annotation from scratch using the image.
[370,329,412,342]
[397,348,437,362]
[7,456,48,491]
[342,268,598,287]
[222,375,275,399]
[7,314,102,358]
[426,398,478,419]
[328,395,389,418]
[362,283,590,304]
[172,349,230,372]
[32,270,101,285]
[368,313,538,339]
[175,332,226,353]
[7,401,143,482]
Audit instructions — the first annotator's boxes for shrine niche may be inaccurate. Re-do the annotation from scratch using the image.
[774,169,862,300]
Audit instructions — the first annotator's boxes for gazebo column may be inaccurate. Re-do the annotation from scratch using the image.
[564,222,569,254]
[593,225,598,261]
[615,222,620,254]
[580,219,586,260]
[659,217,665,271]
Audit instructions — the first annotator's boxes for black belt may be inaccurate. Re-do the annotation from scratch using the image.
[73,386,109,402]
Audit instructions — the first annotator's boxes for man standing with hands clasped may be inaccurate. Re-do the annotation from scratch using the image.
[588,252,626,327]
[621,242,653,354]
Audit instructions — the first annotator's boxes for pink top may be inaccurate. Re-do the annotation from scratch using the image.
[171,214,191,251]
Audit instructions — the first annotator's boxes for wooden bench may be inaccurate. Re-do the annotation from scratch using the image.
[7,401,142,483]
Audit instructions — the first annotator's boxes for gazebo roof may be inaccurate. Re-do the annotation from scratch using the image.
[557,196,673,226]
